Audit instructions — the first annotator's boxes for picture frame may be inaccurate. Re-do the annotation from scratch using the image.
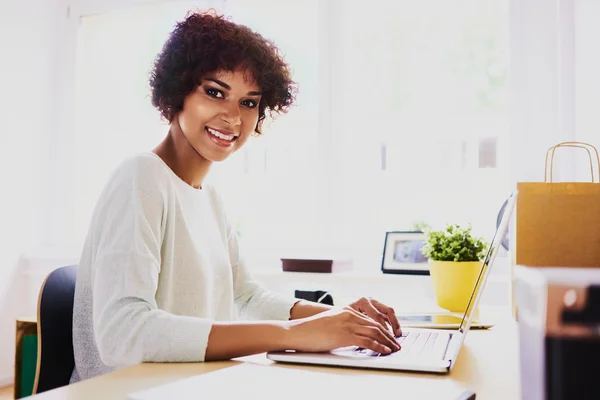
[381,231,430,275]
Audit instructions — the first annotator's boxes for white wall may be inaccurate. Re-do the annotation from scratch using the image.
[575,0,600,174]
[509,0,575,188]
[0,0,67,385]
[509,0,600,184]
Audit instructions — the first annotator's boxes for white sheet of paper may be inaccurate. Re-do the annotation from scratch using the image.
[128,363,468,400]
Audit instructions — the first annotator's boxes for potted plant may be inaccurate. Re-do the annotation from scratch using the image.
[421,224,489,312]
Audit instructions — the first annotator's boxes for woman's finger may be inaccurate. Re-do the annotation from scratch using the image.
[355,326,400,352]
[371,298,402,337]
[354,335,392,355]
[351,312,398,349]
[361,300,391,329]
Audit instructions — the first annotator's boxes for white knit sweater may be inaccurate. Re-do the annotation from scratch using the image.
[71,153,298,382]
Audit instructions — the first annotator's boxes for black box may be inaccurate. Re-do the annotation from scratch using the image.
[281,258,353,273]
[515,266,600,400]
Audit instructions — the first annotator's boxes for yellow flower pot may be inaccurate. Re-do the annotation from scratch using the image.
[429,260,486,312]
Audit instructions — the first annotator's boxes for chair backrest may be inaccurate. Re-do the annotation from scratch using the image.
[33,265,78,394]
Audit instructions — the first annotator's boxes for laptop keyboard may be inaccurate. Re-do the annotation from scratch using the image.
[353,331,446,359]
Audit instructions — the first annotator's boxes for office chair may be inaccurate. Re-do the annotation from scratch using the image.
[32,264,77,394]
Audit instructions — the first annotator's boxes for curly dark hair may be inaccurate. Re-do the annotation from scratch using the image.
[149,9,297,134]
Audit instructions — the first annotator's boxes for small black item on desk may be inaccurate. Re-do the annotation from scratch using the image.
[455,390,476,400]
[294,290,334,306]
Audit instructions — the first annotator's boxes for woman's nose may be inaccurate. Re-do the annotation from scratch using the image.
[220,103,241,126]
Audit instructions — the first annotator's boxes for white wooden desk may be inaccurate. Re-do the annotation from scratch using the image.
[28,307,520,400]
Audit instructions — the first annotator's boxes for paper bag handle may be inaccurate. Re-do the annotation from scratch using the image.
[544,142,600,183]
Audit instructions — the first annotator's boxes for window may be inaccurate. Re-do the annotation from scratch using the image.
[71,0,224,244]
[68,0,510,272]
[325,0,510,268]
[205,0,324,261]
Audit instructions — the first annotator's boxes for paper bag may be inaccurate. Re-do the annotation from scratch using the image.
[516,142,600,268]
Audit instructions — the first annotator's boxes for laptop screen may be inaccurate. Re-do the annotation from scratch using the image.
[458,191,517,335]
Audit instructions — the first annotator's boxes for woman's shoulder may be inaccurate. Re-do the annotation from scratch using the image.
[88,153,172,222]
[117,152,168,175]
[111,152,170,182]
[103,152,174,196]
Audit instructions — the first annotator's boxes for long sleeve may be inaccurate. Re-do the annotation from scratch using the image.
[90,163,213,367]
[226,218,299,321]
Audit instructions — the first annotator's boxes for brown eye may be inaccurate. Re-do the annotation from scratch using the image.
[206,88,224,98]
[242,99,257,108]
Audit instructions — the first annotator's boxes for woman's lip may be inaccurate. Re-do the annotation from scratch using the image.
[206,127,235,147]
[206,126,237,136]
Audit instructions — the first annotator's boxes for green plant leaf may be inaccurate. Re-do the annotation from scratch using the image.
[421,223,489,262]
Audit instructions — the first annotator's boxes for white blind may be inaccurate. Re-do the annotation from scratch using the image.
[326,0,511,266]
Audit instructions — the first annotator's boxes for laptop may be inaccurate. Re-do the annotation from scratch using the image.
[267,191,517,374]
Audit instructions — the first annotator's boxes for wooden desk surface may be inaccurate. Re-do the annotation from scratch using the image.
[30,309,520,400]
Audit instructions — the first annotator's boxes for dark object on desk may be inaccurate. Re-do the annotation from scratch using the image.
[515,266,600,400]
[455,390,476,400]
[282,258,353,273]
[295,290,334,306]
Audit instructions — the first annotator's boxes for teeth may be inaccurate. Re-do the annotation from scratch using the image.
[207,127,235,141]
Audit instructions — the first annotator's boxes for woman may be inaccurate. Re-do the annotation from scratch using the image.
[71,10,401,382]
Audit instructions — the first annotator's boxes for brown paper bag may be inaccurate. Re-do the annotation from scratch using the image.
[516,142,600,268]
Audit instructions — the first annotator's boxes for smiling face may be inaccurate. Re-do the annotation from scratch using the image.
[176,69,262,162]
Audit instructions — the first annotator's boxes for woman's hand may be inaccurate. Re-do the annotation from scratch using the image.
[348,297,402,337]
[287,307,401,354]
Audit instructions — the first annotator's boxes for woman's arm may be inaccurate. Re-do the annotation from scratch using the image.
[204,321,290,360]
[289,300,332,319]
[289,299,401,337]
[204,307,400,361]
[224,218,299,321]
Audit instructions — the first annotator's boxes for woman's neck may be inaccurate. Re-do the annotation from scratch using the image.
[153,122,212,189]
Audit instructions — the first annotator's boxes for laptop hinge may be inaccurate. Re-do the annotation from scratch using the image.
[443,332,462,362]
